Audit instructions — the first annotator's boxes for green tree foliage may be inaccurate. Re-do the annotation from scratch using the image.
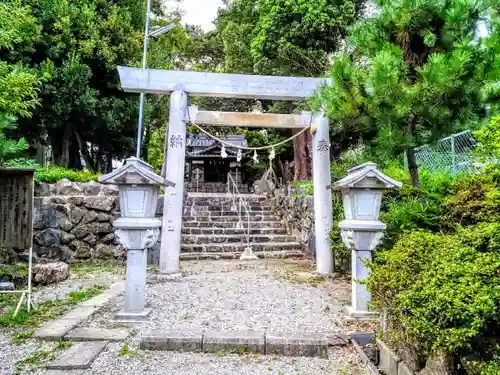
[0,1,42,118]
[0,0,175,171]
[0,115,28,166]
[251,0,363,76]
[315,0,497,186]
[214,0,364,180]
[18,0,147,171]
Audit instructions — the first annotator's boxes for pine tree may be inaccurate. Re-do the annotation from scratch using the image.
[315,0,497,186]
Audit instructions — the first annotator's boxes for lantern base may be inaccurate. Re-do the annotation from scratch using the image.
[345,306,378,320]
[239,247,258,260]
[114,308,152,322]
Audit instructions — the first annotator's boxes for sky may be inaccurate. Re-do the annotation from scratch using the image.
[168,0,491,35]
[166,0,224,31]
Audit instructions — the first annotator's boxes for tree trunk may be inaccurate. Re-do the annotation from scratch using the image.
[304,130,312,180]
[293,130,312,180]
[106,153,113,173]
[406,118,420,187]
[293,129,303,180]
[60,125,71,168]
[75,132,96,172]
[69,140,82,170]
[406,147,421,187]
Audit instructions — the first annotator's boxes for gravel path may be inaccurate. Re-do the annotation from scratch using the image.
[0,269,123,375]
[86,260,345,334]
[33,342,370,375]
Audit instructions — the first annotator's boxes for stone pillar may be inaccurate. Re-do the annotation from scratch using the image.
[160,89,188,275]
[310,111,334,275]
[123,248,148,314]
[114,225,161,321]
[340,226,384,318]
[351,249,372,313]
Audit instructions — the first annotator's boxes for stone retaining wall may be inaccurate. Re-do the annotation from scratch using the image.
[269,188,315,258]
[32,179,167,263]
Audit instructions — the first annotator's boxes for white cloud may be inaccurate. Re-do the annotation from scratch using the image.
[164,0,223,31]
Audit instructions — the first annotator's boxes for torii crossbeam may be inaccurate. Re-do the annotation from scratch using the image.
[118,67,334,275]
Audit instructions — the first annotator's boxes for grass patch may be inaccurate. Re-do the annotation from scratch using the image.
[70,261,124,278]
[14,348,56,374]
[230,346,253,355]
[11,330,34,345]
[55,340,73,350]
[274,260,328,285]
[14,341,73,374]
[0,284,106,328]
[0,263,28,277]
[118,343,138,357]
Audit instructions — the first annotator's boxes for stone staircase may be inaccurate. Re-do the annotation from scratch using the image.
[180,193,303,260]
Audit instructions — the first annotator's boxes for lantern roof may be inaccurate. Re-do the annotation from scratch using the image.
[99,157,175,186]
[328,162,402,190]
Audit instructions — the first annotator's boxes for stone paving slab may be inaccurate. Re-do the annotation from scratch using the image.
[266,332,329,358]
[80,282,123,307]
[65,327,130,342]
[47,341,108,370]
[35,281,123,341]
[140,330,203,352]
[203,330,265,354]
[34,319,81,341]
[139,330,330,358]
[44,370,85,375]
[59,306,100,320]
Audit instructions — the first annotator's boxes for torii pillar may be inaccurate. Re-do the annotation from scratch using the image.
[159,87,187,275]
[117,66,334,275]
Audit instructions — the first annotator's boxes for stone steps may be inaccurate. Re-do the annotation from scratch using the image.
[181,193,301,259]
[184,210,274,217]
[183,215,280,222]
[181,241,301,253]
[182,234,297,244]
[181,227,287,235]
[187,193,267,200]
[182,220,283,228]
[180,250,303,260]
[185,205,272,212]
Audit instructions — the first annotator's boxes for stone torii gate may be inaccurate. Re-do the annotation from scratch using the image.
[117,66,334,275]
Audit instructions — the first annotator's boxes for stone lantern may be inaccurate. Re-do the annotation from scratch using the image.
[329,162,402,318]
[100,157,174,320]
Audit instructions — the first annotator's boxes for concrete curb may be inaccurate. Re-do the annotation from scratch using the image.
[35,281,123,341]
[140,330,334,358]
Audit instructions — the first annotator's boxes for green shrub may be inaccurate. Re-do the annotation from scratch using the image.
[474,116,500,159]
[289,180,313,195]
[35,166,99,183]
[470,347,500,375]
[444,172,500,226]
[2,158,100,183]
[368,226,500,370]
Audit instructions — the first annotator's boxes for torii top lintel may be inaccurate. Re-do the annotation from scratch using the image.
[117,66,330,101]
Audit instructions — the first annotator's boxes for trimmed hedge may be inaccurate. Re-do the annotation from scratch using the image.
[35,166,99,183]
[3,159,100,183]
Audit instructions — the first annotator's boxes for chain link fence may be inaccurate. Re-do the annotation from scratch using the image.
[409,130,486,174]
